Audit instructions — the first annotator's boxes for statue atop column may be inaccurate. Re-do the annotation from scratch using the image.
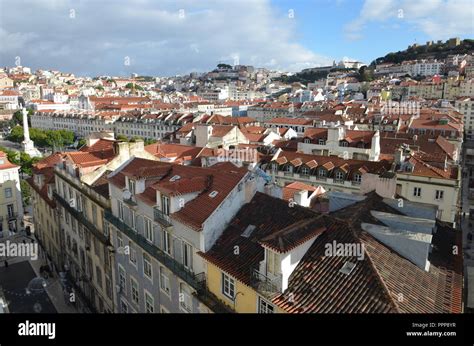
[21,108,41,158]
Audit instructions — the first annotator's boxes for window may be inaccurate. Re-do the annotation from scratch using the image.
[435,190,444,200]
[105,276,113,299]
[318,168,327,177]
[160,267,171,295]
[353,173,362,183]
[118,201,124,220]
[129,179,136,195]
[258,297,274,313]
[341,141,348,147]
[4,188,12,198]
[130,211,136,230]
[129,244,137,266]
[182,242,192,270]
[318,138,325,145]
[179,283,192,312]
[144,291,154,313]
[304,138,311,144]
[413,187,421,197]
[163,231,171,255]
[120,299,128,313]
[143,252,152,280]
[95,266,102,289]
[144,217,153,243]
[117,232,123,250]
[301,167,309,175]
[222,273,235,300]
[118,265,126,291]
[284,165,293,173]
[91,204,97,226]
[335,171,344,181]
[130,277,139,305]
[266,250,280,275]
[161,195,170,216]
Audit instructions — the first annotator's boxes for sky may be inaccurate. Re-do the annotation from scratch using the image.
[0,0,472,77]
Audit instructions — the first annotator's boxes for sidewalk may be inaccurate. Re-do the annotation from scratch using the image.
[0,232,79,313]
[29,239,79,313]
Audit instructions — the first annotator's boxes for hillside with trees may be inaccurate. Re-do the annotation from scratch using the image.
[371,39,474,66]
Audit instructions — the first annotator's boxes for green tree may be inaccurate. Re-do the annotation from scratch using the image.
[116,134,129,142]
[144,138,157,145]
[10,109,33,127]
[125,82,143,90]
[77,138,87,148]
[7,125,24,143]
[20,180,31,206]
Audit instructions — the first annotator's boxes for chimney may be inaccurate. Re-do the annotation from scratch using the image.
[394,147,404,165]
[294,190,310,207]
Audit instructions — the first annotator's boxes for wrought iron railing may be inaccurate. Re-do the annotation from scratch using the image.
[153,207,172,228]
[249,267,281,297]
[105,209,232,313]
[54,192,109,245]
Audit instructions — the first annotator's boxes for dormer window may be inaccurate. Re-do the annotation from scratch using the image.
[353,173,362,183]
[318,139,325,145]
[335,171,345,181]
[272,163,279,171]
[301,166,309,176]
[266,249,280,275]
[404,165,412,172]
[284,165,293,173]
[128,179,136,195]
[341,141,348,147]
[161,195,170,216]
[304,138,311,144]
[318,168,327,177]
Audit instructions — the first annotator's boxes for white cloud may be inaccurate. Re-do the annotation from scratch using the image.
[345,0,473,40]
[0,0,332,76]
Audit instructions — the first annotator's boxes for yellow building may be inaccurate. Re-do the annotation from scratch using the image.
[0,151,24,239]
[28,153,64,270]
[199,192,463,314]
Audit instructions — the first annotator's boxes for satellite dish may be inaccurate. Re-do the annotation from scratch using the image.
[122,189,132,200]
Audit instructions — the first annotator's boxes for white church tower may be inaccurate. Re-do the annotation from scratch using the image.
[21,108,41,158]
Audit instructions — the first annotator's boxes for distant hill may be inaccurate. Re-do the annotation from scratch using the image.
[371,39,474,66]
[276,67,358,84]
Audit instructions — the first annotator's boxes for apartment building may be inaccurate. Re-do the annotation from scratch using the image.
[53,136,156,312]
[264,118,314,137]
[455,97,474,138]
[199,192,462,313]
[105,157,274,313]
[393,146,461,224]
[266,149,392,195]
[298,127,381,161]
[28,153,64,271]
[0,151,24,239]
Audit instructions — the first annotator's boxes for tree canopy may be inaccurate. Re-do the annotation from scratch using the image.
[7,126,75,149]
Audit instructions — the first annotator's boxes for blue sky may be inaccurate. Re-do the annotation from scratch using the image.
[0,0,472,76]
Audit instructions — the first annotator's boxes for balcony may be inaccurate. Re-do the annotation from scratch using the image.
[105,210,232,313]
[7,212,18,220]
[153,207,172,228]
[249,267,281,298]
[54,192,109,245]
[123,197,137,207]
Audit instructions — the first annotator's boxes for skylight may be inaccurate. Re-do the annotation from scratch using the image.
[339,261,356,275]
[170,175,181,182]
[241,225,256,238]
[209,190,219,198]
